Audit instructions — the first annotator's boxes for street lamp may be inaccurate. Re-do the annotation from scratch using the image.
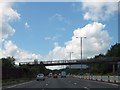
[76,36,86,74]
[67,52,74,69]
[67,52,74,60]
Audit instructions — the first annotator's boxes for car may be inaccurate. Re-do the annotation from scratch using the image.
[36,74,45,81]
[53,74,58,78]
[48,73,53,77]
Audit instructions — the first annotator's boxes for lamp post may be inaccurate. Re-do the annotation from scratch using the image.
[67,52,74,69]
[76,36,86,74]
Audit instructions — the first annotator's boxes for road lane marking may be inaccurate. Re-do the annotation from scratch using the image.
[84,87,89,90]
[74,83,77,85]
[46,84,48,86]
[7,80,34,88]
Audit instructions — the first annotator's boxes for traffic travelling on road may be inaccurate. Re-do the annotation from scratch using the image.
[61,71,66,78]
[36,73,45,81]
[4,74,119,90]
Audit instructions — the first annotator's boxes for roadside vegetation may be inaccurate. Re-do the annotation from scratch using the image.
[89,43,120,75]
[2,78,33,87]
[2,57,51,87]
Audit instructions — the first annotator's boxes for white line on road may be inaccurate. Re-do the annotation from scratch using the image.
[46,84,48,86]
[84,87,89,90]
[7,80,34,88]
[74,83,77,85]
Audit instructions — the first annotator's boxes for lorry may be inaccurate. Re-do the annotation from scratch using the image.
[61,71,66,78]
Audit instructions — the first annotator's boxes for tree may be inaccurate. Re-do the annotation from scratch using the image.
[90,43,120,75]
[2,56,15,68]
[106,43,120,57]
[2,57,16,79]
[94,54,105,58]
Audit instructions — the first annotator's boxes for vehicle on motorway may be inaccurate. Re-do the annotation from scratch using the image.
[53,74,58,78]
[61,71,66,78]
[48,73,53,77]
[36,73,45,81]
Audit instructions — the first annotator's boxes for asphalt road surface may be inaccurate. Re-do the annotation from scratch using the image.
[4,76,119,90]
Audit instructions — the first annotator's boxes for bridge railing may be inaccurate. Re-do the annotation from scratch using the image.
[19,57,120,65]
[19,59,81,65]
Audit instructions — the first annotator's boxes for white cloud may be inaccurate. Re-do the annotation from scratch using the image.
[44,36,57,41]
[49,13,71,25]
[49,13,64,21]
[82,0,118,21]
[0,40,43,62]
[54,42,59,47]
[46,22,111,61]
[46,66,65,70]
[0,1,20,42]
[25,22,30,29]
[2,41,18,57]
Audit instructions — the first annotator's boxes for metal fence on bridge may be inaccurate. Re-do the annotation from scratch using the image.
[19,57,120,66]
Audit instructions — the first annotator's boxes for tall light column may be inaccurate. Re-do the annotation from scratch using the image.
[76,37,86,74]
[67,52,74,69]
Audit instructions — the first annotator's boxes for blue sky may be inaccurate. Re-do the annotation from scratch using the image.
[7,2,118,56]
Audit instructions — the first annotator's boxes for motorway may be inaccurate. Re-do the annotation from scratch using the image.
[5,76,119,90]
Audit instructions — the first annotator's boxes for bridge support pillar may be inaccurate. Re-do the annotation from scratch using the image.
[113,64,115,74]
[118,62,120,75]
[118,62,120,85]
[70,65,71,69]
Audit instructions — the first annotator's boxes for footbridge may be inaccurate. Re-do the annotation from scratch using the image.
[19,57,120,66]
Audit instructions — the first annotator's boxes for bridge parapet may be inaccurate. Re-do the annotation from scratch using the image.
[19,57,120,66]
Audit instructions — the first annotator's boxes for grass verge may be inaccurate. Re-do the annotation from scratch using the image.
[2,78,34,89]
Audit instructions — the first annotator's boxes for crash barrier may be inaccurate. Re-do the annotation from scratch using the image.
[74,75,120,84]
